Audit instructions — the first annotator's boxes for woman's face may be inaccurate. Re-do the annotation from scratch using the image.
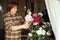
[10,6,17,15]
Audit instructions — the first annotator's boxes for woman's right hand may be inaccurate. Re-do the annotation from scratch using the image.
[11,23,30,31]
[23,23,30,29]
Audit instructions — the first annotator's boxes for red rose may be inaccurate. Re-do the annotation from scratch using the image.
[33,17,40,23]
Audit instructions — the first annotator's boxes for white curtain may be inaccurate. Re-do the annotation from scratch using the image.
[45,0,60,40]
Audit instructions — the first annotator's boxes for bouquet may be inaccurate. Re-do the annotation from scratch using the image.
[25,9,52,40]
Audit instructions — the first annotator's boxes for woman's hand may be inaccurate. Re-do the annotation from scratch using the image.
[23,23,30,29]
[11,23,30,31]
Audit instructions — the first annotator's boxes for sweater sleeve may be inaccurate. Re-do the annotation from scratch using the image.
[3,14,13,31]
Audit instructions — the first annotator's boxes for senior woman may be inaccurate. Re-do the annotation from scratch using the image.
[3,2,30,40]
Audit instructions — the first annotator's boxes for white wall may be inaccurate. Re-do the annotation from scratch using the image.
[45,0,60,40]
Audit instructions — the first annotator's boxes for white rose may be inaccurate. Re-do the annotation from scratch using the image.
[39,27,42,30]
[41,30,46,35]
[46,31,51,36]
[36,30,42,35]
[43,22,46,24]
[42,25,45,28]
[33,22,39,25]
[28,33,32,37]
[38,12,43,16]
[47,22,51,26]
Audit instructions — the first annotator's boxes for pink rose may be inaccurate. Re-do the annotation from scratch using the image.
[33,13,38,17]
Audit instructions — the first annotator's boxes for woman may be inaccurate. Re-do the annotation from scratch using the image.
[3,2,30,40]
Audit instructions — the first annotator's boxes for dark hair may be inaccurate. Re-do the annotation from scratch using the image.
[7,2,18,11]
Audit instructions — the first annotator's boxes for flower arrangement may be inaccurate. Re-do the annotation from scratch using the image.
[25,9,52,40]
[25,9,33,24]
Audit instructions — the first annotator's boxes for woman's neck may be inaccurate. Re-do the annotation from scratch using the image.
[8,12,16,16]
